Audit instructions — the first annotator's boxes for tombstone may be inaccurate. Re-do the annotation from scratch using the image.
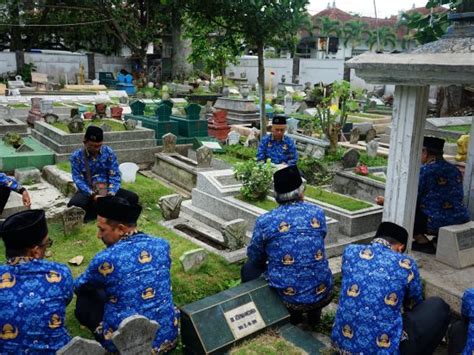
[61,206,86,235]
[196,146,212,168]
[124,119,137,130]
[101,123,112,132]
[368,100,377,109]
[222,219,247,251]
[342,148,360,169]
[366,140,379,158]
[304,144,325,159]
[158,194,182,220]
[40,100,53,114]
[95,103,107,118]
[68,117,84,133]
[130,100,146,116]
[14,167,41,185]
[350,127,361,144]
[110,106,123,120]
[365,128,377,143]
[436,222,474,269]
[119,96,128,104]
[286,118,299,134]
[227,131,241,146]
[179,248,209,273]
[44,113,59,124]
[112,315,159,355]
[57,337,105,355]
[162,133,177,153]
[0,105,11,118]
[27,97,43,126]
[70,108,80,119]
[185,104,201,120]
[7,75,25,89]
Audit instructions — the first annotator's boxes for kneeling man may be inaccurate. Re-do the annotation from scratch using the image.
[74,196,179,353]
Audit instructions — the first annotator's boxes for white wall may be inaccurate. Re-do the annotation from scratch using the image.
[94,54,131,79]
[0,53,17,74]
[299,59,344,85]
[25,52,88,83]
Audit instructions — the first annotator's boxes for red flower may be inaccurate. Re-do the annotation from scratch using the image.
[354,164,368,176]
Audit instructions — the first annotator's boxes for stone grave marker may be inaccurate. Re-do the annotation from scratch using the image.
[365,128,377,143]
[227,131,241,145]
[436,222,474,269]
[0,105,11,118]
[179,248,208,273]
[40,100,53,114]
[119,96,128,104]
[14,167,41,185]
[222,219,247,251]
[62,206,85,235]
[112,315,159,355]
[286,118,299,134]
[196,146,212,168]
[44,113,59,124]
[366,140,379,158]
[342,148,360,169]
[57,337,105,355]
[130,100,146,116]
[350,127,360,144]
[124,119,137,130]
[68,117,84,133]
[162,133,177,153]
[8,75,25,89]
[158,194,183,220]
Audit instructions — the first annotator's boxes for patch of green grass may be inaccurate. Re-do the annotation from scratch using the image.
[442,125,471,133]
[51,119,126,133]
[346,116,367,123]
[236,194,277,211]
[9,103,29,108]
[322,147,346,163]
[367,173,386,183]
[230,330,305,355]
[53,102,66,107]
[56,161,71,173]
[305,185,372,211]
[0,174,241,339]
[359,152,388,167]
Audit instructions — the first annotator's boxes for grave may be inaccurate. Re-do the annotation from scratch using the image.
[181,277,326,354]
[207,110,231,141]
[0,136,54,171]
[436,222,474,269]
[61,206,86,235]
[332,167,386,202]
[0,117,28,136]
[26,97,43,126]
[288,133,329,159]
[169,103,209,142]
[425,116,473,141]
[213,97,259,126]
[31,121,159,164]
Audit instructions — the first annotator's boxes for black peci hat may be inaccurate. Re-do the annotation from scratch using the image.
[374,221,408,245]
[97,196,142,224]
[273,165,303,194]
[423,136,445,152]
[272,115,287,125]
[85,126,104,142]
[0,210,48,250]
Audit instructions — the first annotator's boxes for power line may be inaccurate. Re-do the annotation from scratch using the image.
[0,19,112,27]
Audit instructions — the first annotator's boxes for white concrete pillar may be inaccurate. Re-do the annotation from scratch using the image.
[383,85,429,252]
[463,117,474,219]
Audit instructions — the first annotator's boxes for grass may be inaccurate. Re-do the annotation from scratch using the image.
[230,330,305,355]
[53,102,66,107]
[236,194,277,211]
[359,152,388,167]
[305,185,372,211]
[366,173,386,183]
[9,103,29,108]
[442,125,471,133]
[0,170,241,339]
[50,119,127,133]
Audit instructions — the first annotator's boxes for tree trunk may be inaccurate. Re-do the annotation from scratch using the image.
[171,8,193,80]
[257,42,266,138]
[9,3,21,51]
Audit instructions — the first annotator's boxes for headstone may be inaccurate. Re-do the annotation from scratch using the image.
[0,105,11,118]
[304,144,325,159]
[342,148,360,169]
[130,100,146,116]
[158,194,183,220]
[44,113,59,124]
[61,206,85,235]
[95,103,107,118]
[119,96,128,104]
[70,108,79,118]
[286,118,299,134]
[227,131,241,146]
[7,75,25,89]
[196,146,212,168]
[350,127,360,144]
[68,117,84,133]
[100,123,112,132]
[162,133,177,153]
[221,219,247,251]
[179,248,209,273]
[185,104,201,120]
[57,337,105,355]
[365,128,377,143]
[124,119,137,130]
[14,167,41,185]
[366,140,379,158]
[112,315,159,355]
[436,222,474,269]
[40,100,53,114]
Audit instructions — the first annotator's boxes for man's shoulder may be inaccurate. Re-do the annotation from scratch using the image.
[70,148,83,160]
[283,135,295,144]
[260,134,271,143]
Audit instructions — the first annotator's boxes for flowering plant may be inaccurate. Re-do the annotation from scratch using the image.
[354,164,368,176]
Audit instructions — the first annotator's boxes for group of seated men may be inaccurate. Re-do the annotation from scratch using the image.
[0,119,472,353]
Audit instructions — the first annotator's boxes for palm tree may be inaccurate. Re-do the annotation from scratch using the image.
[378,27,397,50]
[342,20,369,55]
[313,16,341,38]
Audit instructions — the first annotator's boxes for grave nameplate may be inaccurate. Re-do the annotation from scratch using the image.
[224,301,266,339]
[62,206,85,235]
[436,222,474,269]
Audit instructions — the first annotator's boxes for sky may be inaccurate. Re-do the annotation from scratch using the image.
[308,0,429,18]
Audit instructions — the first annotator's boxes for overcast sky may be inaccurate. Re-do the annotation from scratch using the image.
[308,0,429,18]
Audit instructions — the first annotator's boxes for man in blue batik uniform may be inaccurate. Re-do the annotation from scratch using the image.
[0,173,31,215]
[448,288,474,354]
[331,222,450,354]
[68,126,138,221]
[257,115,298,166]
[242,166,333,326]
[0,209,73,353]
[74,196,179,353]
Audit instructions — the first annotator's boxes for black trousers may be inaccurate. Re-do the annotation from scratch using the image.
[0,186,11,215]
[447,317,469,355]
[413,204,431,236]
[68,188,138,222]
[75,287,107,339]
[400,297,450,355]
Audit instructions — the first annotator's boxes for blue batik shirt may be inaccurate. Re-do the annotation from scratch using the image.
[0,258,73,354]
[247,201,333,305]
[418,159,470,232]
[0,173,23,193]
[70,145,121,196]
[331,239,423,354]
[462,288,474,355]
[256,134,298,166]
[74,233,179,353]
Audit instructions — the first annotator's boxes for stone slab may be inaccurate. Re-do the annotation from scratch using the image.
[179,248,209,272]
[112,315,159,355]
[426,116,472,128]
[0,117,28,136]
[436,222,474,269]
[14,167,41,185]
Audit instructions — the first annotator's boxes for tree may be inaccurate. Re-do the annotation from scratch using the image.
[365,27,397,51]
[313,16,341,37]
[342,20,369,54]
[185,0,310,137]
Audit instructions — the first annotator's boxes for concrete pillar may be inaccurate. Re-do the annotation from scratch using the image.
[463,117,474,219]
[383,85,429,252]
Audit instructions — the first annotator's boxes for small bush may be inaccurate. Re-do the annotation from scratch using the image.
[234,159,274,201]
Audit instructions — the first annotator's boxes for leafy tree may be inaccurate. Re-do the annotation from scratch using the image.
[366,27,397,51]
[342,20,369,53]
[314,16,342,37]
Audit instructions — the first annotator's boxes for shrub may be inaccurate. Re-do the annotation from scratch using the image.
[234,159,274,201]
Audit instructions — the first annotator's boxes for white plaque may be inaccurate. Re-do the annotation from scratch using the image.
[201,141,222,150]
[224,301,266,339]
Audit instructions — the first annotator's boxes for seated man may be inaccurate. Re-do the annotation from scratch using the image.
[448,288,473,354]
[257,115,298,167]
[0,173,31,215]
[74,196,179,353]
[68,126,138,221]
[242,166,333,326]
[331,222,450,354]
[0,210,73,353]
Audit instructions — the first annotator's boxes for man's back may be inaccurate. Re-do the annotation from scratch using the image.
[74,233,178,353]
[0,259,73,353]
[462,288,474,354]
[331,242,423,354]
